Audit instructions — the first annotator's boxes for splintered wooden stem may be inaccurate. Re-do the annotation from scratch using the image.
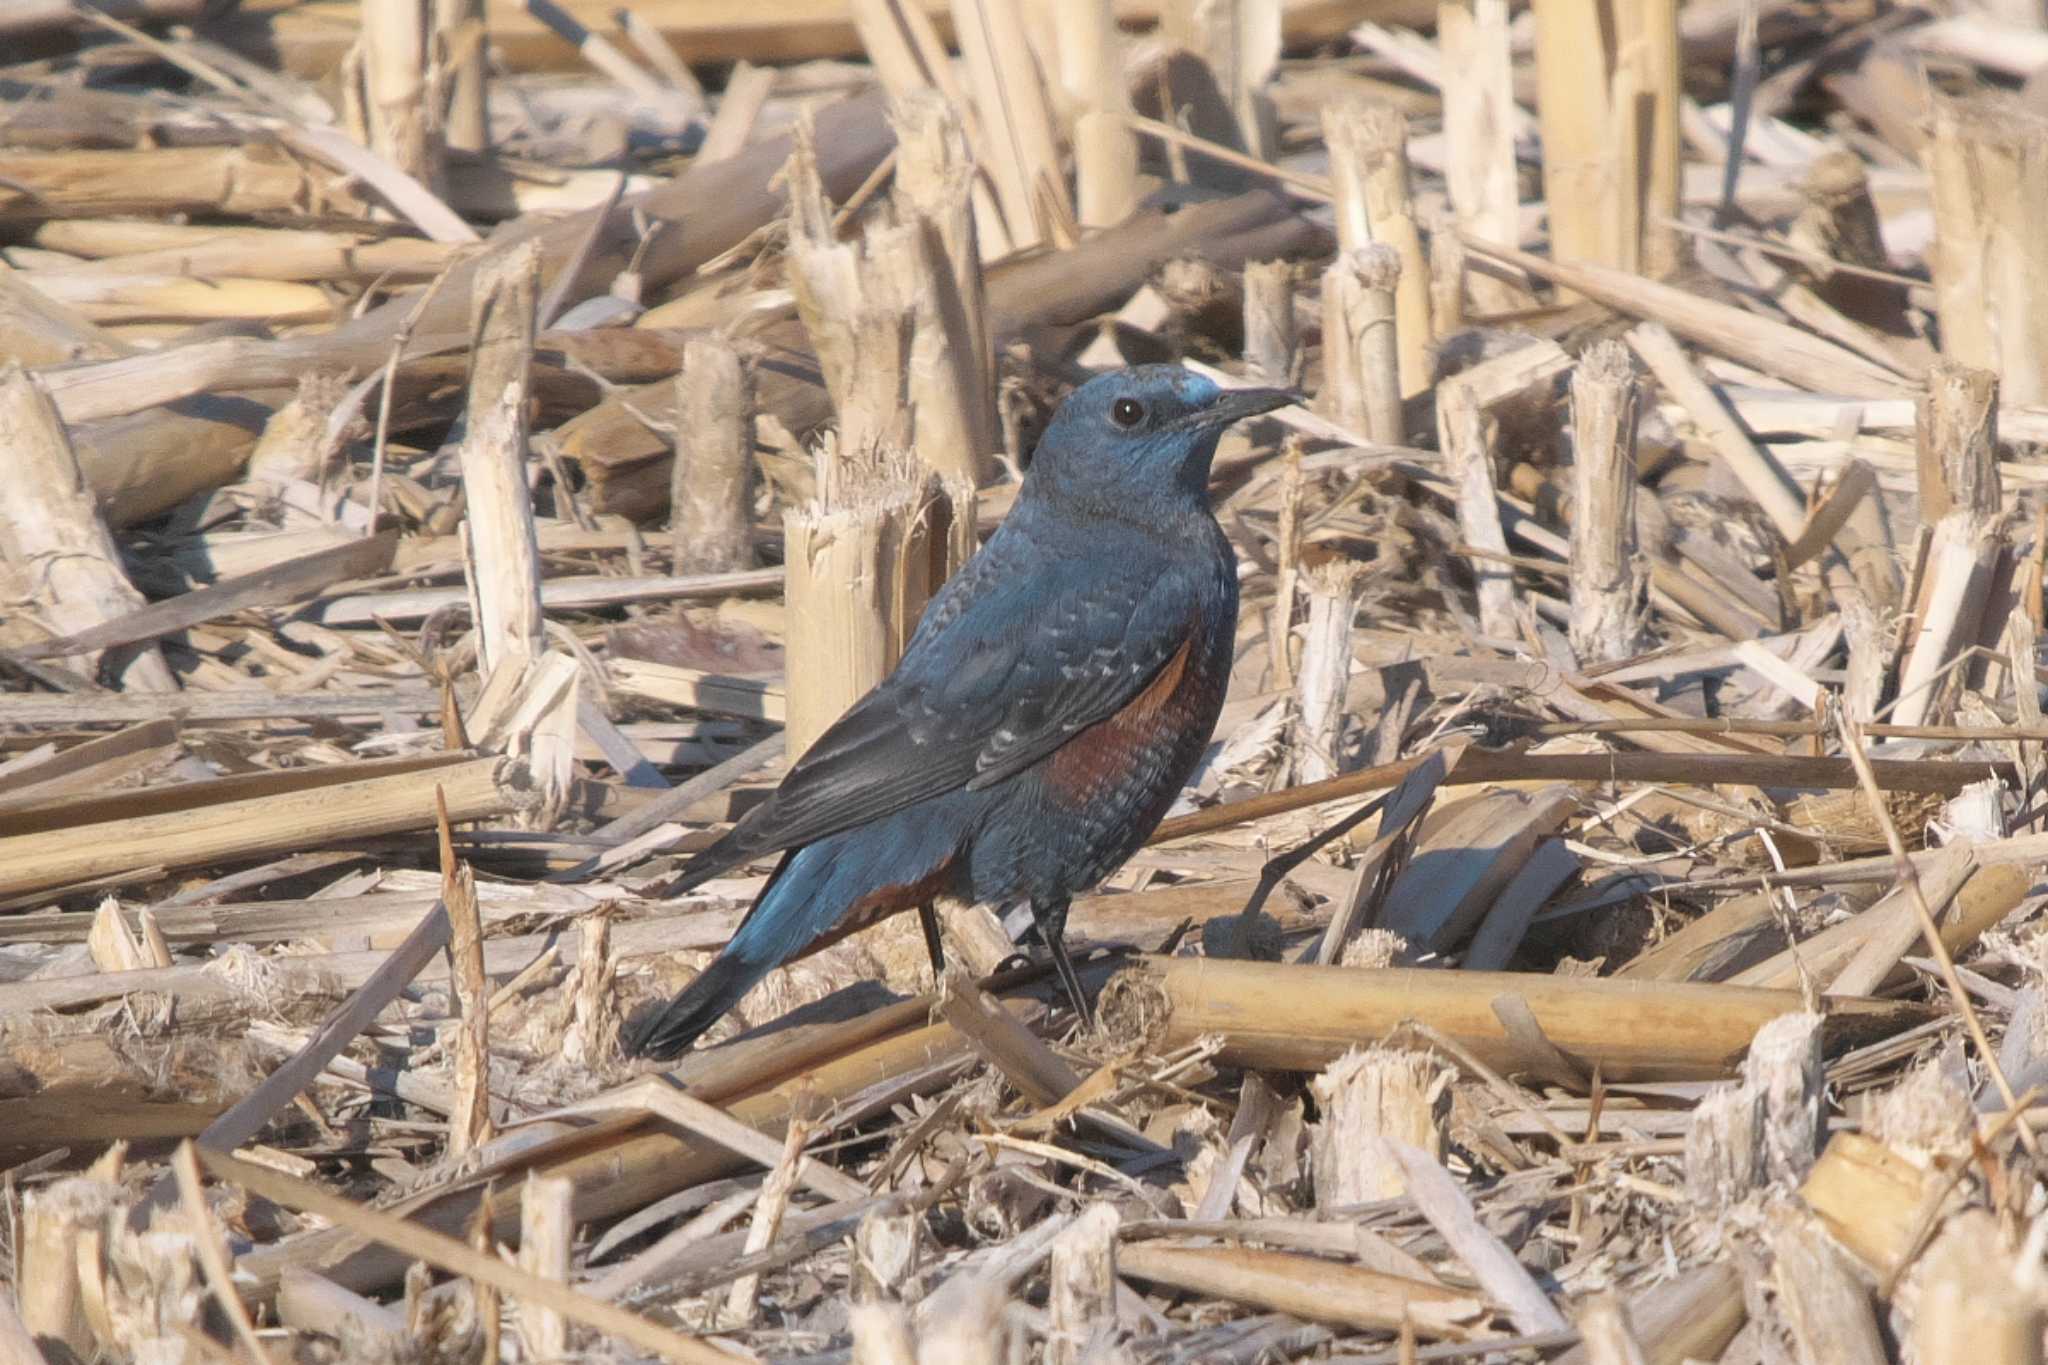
[1767,1210,1889,1365]
[1915,1210,2043,1365]
[1057,0,1139,228]
[1917,358,2001,525]
[853,1201,921,1304]
[1310,1048,1446,1205]
[443,849,494,1158]
[460,238,546,675]
[1243,259,1297,384]
[0,363,173,690]
[671,332,755,575]
[1291,560,1364,784]
[518,1173,573,1360]
[892,91,997,486]
[1320,245,1402,443]
[782,452,937,758]
[1897,360,2003,727]
[1046,1204,1120,1365]
[361,0,435,186]
[18,1180,113,1358]
[1929,95,2048,406]
[1436,0,1529,310]
[1567,340,1645,665]
[1322,99,1432,395]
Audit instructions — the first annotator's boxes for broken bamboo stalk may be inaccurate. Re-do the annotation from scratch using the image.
[1896,361,2005,728]
[671,332,756,575]
[892,90,996,487]
[1914,1209,2043,1365]
[1117,1243,1483,1339]
[1320,244,1403,443]
[460,239,547,676]
[1291,560,1365,784]
[359,0,437,189]
[0,755,536,900]
[1243,258,1297,385]
[1928,95,2048,407]
[1322,100,1431,396]
[1568,340,1646,665]
[1436,0,1529,311]
[1098,955,1925,1081]
[1057,0,1138,229]
[783,448,935,759]
[1045,1204,1118,1365]
[1310,1048,1447,1204]
[0,363,174,691]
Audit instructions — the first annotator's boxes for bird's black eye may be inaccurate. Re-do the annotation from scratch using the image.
[1110,397,1145,428]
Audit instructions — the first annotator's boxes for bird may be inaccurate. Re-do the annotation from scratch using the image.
[626,365,1294,1059]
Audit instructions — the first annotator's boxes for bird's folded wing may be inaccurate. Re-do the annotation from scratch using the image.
[667,549,1203,889]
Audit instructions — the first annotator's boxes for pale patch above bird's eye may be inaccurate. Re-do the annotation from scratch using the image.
[1110,397,1145,428]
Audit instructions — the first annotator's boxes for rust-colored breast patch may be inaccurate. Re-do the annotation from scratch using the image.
[806,855,963,956]
[1044,635,1207,804]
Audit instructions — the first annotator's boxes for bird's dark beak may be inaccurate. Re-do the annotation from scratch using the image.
[1176,385,1300,432]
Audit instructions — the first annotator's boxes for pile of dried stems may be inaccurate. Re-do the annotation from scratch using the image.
[5,0,2048,1361]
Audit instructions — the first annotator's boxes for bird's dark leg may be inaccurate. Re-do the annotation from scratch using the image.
[917,901,946,977]
[1031,895,1092,1028]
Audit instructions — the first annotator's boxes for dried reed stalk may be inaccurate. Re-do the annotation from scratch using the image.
[0,364,173,691]
[1896,361,2004,727]
[1928,95,2048,406]
[1436,0,1529,311]
[518,1174,574,1360]
[783,448,938,759]
[1319,244,1402,443]
[361,0,437,188]
[1291,560,1365,784]
[1533,0,1678,282]
[670,332,756,575]
[1322,100,1432,396]
[1057,0,1139,228]
[1627,322,1805,543]
[893,92,997,486]
[1117,1243,1482,1338]
[1567,341,1646,665]
[1100,955,1921,1081]
[433,0,486,153]
[951,0,1068,249]
[0,755,535,900]
[459,238,546,676]
[1465,234,1900,399]
[1243,259,1296,384]
[1046,1204,1119,1365]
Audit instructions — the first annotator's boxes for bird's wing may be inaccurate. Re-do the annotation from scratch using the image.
[669,524,1209,887]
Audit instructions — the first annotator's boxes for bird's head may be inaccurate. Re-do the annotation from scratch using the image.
[1024,365,1296,513]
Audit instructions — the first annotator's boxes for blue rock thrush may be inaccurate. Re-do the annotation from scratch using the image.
[627,365,1293,1059]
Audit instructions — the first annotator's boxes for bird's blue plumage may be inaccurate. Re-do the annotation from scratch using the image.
[629,365,1294,1058]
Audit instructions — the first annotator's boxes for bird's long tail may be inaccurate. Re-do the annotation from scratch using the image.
[626,951,764,1059]
[626,849,801,1060]
[626,820,964,1060]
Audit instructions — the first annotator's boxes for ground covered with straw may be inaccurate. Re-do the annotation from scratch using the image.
[3,1,2048,1362]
